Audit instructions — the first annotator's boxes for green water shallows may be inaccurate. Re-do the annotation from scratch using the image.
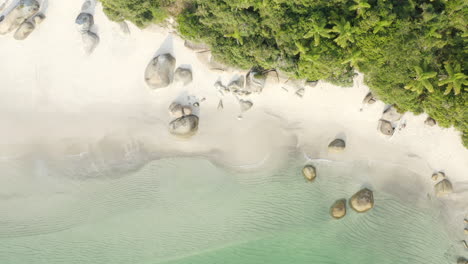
[0,158,456,264]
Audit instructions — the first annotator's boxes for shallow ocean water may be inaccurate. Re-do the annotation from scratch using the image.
[0,156,457,264]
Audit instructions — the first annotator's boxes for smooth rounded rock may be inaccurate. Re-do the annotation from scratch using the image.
[174,67,193,86]
[33,13,45,24]
[169,115,199,138]
[239,99,253,113]
[168,103,184,118]
[144,54,176,89]
[434,179,453,197]
[246,69,266,93]
[382,106,402,122]
[379,119,394,136]
[457,257,468,264]
[328,139,346,153]
[350,188,374,213]
[425,117,436,126]
[82,31,99,54]
[431,171,445,181]
[13,21,34,40]
[302,165,316,182]
[330,199,347,219]
[75,13,94,33]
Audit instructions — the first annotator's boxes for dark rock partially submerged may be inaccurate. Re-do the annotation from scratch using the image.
[350,188,374,213]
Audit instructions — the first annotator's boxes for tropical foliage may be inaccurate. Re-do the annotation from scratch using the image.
[99,0,468,147]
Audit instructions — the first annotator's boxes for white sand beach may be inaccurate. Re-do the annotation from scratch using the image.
[0,0,467,261]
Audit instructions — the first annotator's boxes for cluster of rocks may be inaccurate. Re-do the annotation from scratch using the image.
[431,171,453,197]
[0,0,44,40]
[145,53,193,89]
[330,188,375,219]
[301,163,374,219]
[378,106,402,136]
[168,102,199,138]
[75,2,99,54]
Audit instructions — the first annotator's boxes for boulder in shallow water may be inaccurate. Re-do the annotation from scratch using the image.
[328,139,346,153]
[330,199,347,219]
[174,67,193,86]
[0,0,40,35]
[169,115,199,137]
[363,92,377,104]
[350,188,374,213]
[13,21,34,40]
[378,119,394,136]
[75,13,94,33]
[458,257,468,264]
[434,179,453,197]
[82,31,99,54]
[239,99,253,112]
[246,69,266,93]
[302,165,316,182]
[144,54,176,89]
[424,117,436,126]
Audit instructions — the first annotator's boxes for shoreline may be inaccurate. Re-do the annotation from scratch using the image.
[0,0,467,259]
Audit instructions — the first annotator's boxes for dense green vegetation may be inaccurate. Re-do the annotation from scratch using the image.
[99,0,468,147]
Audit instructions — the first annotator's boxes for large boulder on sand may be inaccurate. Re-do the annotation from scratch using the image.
[424,117,436,126]
[434,179,453,197]
[363,92,377,104]
[82,31,99,54]
[13,21,34,40]
[144,54,176,89]
[246,69,267,93]
[302,165,316,182]
[33,13,45,24]
[239,99,253,112]
[0,0,40,35]
[328,139,346,153]
[174,67,192,86]
[378,119,394,136]
[382,106,402,122]
[330,199,347,219]
[75,13,94,33]
[169,115,199,137]
[350,188,374,213]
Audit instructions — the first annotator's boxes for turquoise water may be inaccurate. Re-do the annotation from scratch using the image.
[0,157,456,263]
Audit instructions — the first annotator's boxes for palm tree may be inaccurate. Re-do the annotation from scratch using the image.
[304,20,332,46]
[373,20,393,34]
[349,0,371,18]
[294,41,309,56]
[439,62,468,95]
[331,18,356,48]
[404,66,437,94]
[341,50,364,70]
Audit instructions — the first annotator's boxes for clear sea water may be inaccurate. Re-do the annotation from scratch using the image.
[0,157,457,264]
